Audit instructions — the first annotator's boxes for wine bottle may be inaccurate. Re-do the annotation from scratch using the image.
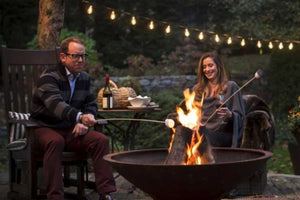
[102,74,113,109]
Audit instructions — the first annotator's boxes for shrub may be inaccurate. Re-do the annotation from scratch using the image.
[266,47,300,140]
[27,28,102,78]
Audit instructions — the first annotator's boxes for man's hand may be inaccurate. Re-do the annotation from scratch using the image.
[72,123,89,137]
[80,114,97,127]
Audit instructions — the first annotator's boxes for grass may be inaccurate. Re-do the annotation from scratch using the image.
[267,141,294,174]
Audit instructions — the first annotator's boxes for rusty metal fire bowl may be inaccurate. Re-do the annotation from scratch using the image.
[104,147,272,200]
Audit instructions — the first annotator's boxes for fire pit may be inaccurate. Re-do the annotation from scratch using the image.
[104,147,272,200]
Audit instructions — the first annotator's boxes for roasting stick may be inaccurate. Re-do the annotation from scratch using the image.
[200,69,263,127]
[96,70,263,129]
[97,118,166,124]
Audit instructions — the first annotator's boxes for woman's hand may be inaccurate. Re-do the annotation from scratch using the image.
[72,123,89,137]
[217,107,232,121]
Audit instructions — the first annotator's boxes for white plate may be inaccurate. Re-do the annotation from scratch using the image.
[127,105,158,110]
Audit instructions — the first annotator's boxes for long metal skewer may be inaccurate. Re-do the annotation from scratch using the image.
[201,69,263,126]
[97,118,165,124]
[95,70,263,129]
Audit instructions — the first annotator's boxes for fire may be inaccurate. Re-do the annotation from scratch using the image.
[168,127,175,153]
[176,89,202,131]
[171,88,206,165]
[185,132,203,165]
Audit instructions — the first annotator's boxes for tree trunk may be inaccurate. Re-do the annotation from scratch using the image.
[37,0,65,49]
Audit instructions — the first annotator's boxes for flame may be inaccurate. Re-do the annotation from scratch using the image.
[185,132,203,165]
[168,127,175,153]
[175,89,205,165]
[176,89,203,131]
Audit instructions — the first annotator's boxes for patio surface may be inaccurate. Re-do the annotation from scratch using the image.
[1,172,300,200]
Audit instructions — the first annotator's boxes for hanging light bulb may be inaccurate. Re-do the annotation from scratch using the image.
[198,32,204,40]
[257,41,262,48]
[185,28,190,37]
[110,11,116,20]
[215,34,220,43]
[227,37,232,45]
[289,42,294,50]
[87,5,93,15]
[149,21,154,30]
[278,42,283,49]
[131,16,136,25]
[268,41,273,49]
[241,39,246,46]
[165,25,171,34]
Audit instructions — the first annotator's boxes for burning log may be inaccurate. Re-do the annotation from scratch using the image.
[165,125,215,165]
[164,126,193,165]
[165,89,215,165]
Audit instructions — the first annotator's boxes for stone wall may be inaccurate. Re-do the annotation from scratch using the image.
[92,75,198,94]
[91,73,249,95]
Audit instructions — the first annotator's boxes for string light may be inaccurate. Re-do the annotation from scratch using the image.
[241,39,246,46]
[110,11,116,20]
[257,41,262,48]
[215,34,220,43]
[165,25,171,34]
[268,42,273,49]
[149,21,154,30]
[131,16,136,25]
[99,6,299,51]
[184,28,190,37]
[198,32,204,40]
[87,5,93,15]
[227,37,232,45]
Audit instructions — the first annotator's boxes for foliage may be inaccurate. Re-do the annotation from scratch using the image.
[59,28,99,66]
[288,96,300,132]
[209,0,300,42]
[117,76,142,95]
[0,0,38,48]
[102,88,183,150]
[122,38,203,76]
[27,28,99,65]
[134,88,183,149]
[259,47,300,142]
[266,47,300,119]
[27,28,103,79]
[125,55,155,76]
[156,38,202,75]
[267,141,293,174]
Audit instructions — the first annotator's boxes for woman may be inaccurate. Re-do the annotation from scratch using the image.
[193,51,245,147]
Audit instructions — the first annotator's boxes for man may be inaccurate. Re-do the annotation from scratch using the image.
[31,37,116,200]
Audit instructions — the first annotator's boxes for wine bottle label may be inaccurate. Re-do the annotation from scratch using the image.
[109,96,113,108]
[103,97,113,109]
[103,97,108,108]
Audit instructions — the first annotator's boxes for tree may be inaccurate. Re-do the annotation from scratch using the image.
[37,0,65,49]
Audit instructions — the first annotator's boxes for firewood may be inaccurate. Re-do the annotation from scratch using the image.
[164,125,193,165]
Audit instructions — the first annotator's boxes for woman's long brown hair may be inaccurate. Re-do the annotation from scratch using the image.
[193,51,228,99]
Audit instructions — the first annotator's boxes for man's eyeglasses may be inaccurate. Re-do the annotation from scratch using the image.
[65,53,88,61]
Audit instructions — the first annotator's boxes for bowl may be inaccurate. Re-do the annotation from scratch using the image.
[128,95,151,107]
[104,148,272,200]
